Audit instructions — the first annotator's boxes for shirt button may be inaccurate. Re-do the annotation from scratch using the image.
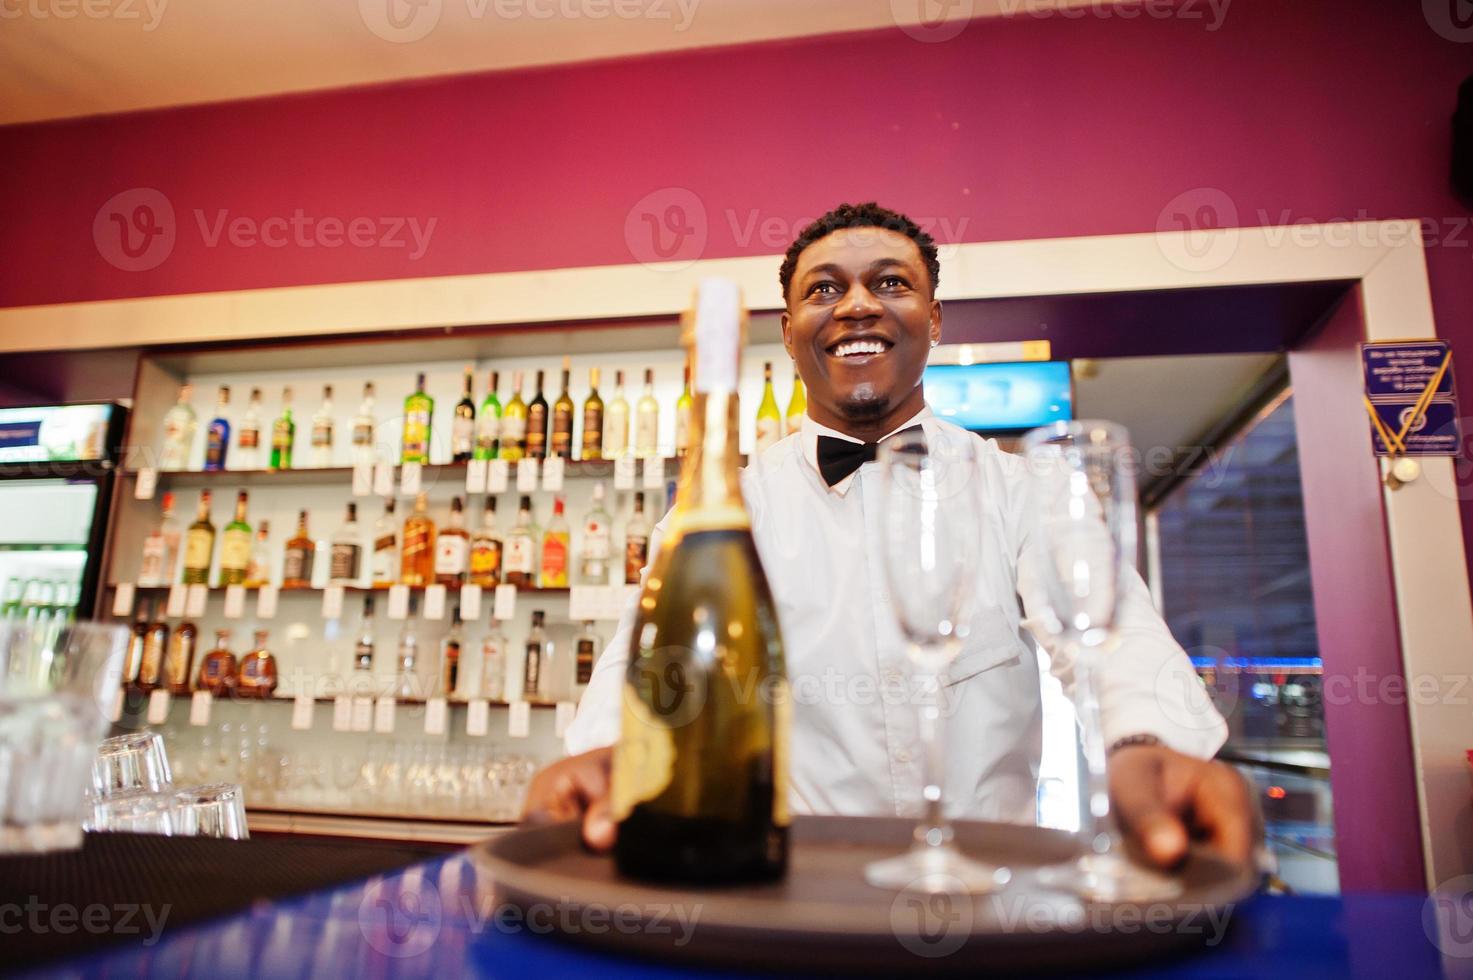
[895,749,912,764]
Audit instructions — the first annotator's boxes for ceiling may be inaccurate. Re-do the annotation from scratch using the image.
[0,0,1113,126]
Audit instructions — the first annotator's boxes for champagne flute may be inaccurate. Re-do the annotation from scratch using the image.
[1022,420,1181,903]
[864,430,1009,894]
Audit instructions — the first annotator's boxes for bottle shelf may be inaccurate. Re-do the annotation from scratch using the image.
[105,583,575,595]
[121,458,677,488]
[128,689,560,709]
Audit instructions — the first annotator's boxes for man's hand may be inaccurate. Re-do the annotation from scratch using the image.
[521,747,617,852]
[1109,744,1261,869]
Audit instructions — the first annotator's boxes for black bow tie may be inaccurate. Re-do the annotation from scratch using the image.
[816,425,924,487]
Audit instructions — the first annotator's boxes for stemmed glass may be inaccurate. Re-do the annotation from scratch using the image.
[1021,420,1180,903]
[863,430,1009,894]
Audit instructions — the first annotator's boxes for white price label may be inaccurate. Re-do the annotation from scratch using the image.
[291,694,315,731]
[387,584,410,620]
[189,690,212,726]
[466,458,488,493]
[256,585,279,619]
[643,457,666,490]
[568,586,594,622]
[351,696,373,732]
[460,584,482,621]
[488,459,509,493]
[424,697,448,735]
[352,461,373,497]
[146,689,171,725]
[516,458,539,492]
[555,701,577,738]
[223,585,246,619]
[332,695,352,732]
[111,583,135,618]
[466,699,489,736]
[165,583,187,618]
[493,584,517,621]
[508,700,531,738]
[134,467,157,500]
[373,696,397,734]
[423,584,447,621]
[613,455,637,489]
[541,455,565,492]
[322,585,345,620]
[186,583,209,618]
[373,461,395,497]
[400,462,423,496]
[108,687,125,723]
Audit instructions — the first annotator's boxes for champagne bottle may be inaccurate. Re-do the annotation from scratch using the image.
[582,368,604,460]
[612,279,789,883]
[635,369,659,458]
[181,491,216,585]
[218,491,252,586]
[605,370,630,459]
[551,359,575,459]
[402,372,434,465]
[784,369,806,436]
[452,365,476,463]
[270,387,295,470]
[500,371,528,462]
[475,371,502,461]
[526,370,549,460]
[755,361,782,453]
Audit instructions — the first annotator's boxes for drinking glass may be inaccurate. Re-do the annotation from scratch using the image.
[172,783,249,839]
[1022,420,1180,902]
[863,430,1009,894]
[92,730,173,798]
[0,621,129,853]
[90,790,176,835]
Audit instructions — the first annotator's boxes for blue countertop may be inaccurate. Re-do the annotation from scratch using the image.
[27,850,1450,979]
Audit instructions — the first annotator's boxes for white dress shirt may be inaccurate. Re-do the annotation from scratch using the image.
[565,407,1227,824]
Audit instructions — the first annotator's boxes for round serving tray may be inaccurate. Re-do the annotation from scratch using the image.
[470,815,1258,974]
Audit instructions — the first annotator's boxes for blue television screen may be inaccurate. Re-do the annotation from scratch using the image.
[922,362,1073,434]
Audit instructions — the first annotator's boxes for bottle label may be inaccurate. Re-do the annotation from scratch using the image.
[140,634,166,685]
[331,543,362,581]
[675,406,690,452]
[165,632,196,687]
[611,692,676,821]
[205,422,229,468]
[476,414,500,453]
[203,657,229,682]
[452,417,474,454]
[352,421,373,448]
[541,534,568,584]
[552,406,573,455]
[636,412,658,453]
[504,536,534,574]
[605,408,627,456]
[756,417,781,452]
[184,529,213,573]
[403,409,431,459]
[625,534,648,584]
[372,536,397,581]
[312,421,332,448]
[470,539,502,581]
[576,638,596,685]
[434,535,469,575]
[355,640,373,670]
[139,538,166,584]
[272,420,292,450]
[283,547,312,583]
[524,643,542,697]
[583,521,611,560]
[239,425,260,450]
[582,407,603,456]
[501,415,527,441]
[785,412,803,437]
[220,530,252,573]
[241,656,267,680]
[526,406,547,454]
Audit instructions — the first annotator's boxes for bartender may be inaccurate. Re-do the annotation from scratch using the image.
[526,202,1256,871]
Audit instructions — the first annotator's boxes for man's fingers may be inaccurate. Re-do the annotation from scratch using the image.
[1191,763,1256,864]
[520,748,614,829]
[1110,749,1190,869]
[583,794,616,852]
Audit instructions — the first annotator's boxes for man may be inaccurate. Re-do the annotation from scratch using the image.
[526,202,1256,872]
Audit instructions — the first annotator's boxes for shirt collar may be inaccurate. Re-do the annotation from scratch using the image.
[800,405,935,496]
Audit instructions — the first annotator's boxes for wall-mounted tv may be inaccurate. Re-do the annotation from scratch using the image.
[922,361,1073,434]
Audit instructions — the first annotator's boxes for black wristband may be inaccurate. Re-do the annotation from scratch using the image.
[1108,733,1162,756]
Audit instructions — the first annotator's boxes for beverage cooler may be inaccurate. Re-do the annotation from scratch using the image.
[0,403,127,624]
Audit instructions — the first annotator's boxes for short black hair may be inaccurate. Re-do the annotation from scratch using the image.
[778,202,940,301]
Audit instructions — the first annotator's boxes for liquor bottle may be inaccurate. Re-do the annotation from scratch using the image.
[755,361,782,453]
[400,492,436,587]
[204,386,231,471]
[441,604,464,699]
[164,621,198,695]
[503,495,538,588]
[469,496,502,588]
[370,500,399,588]
[434,496,471,588]
[582,367,604,460]
[526,370,549,459]
[352,382,377,465]
[138,604,169,692]
[330,502,363,585]
[475,371,502,461]
[238,387,264,469]
[605,369,629,459]
[785,369,806,436]
[198,629,237,697]
[573,620,600,693]
[395,593,421,698]
[138,492,181,587]
[181,491,216,585]
[539,496,570,588]
[624,492,650,585]
[354,595,376,672]
[244,520,272,588]
[237,628,278,699]
[579,482,612,585]
[451,366,476,463]
[674,363,694,457]
[480,624,507,701]
[635,369,659,458]
[123,602,150,688]
[311,384,335,467]
[0,577,23,622]
[552,359,575,459]
[612,278,789,883]
[159,384,197,471]
[499,370,528,463]
[218,491,253,586]
[523,609,549,702]
[282,510,315,590]
[270,387,295,470]
[401,372,434,465]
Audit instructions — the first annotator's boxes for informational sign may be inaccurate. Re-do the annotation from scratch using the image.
[0,404,112,464]
[1362,341,1461,456]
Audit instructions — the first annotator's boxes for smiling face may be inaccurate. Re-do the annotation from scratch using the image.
[781,226,941,440]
